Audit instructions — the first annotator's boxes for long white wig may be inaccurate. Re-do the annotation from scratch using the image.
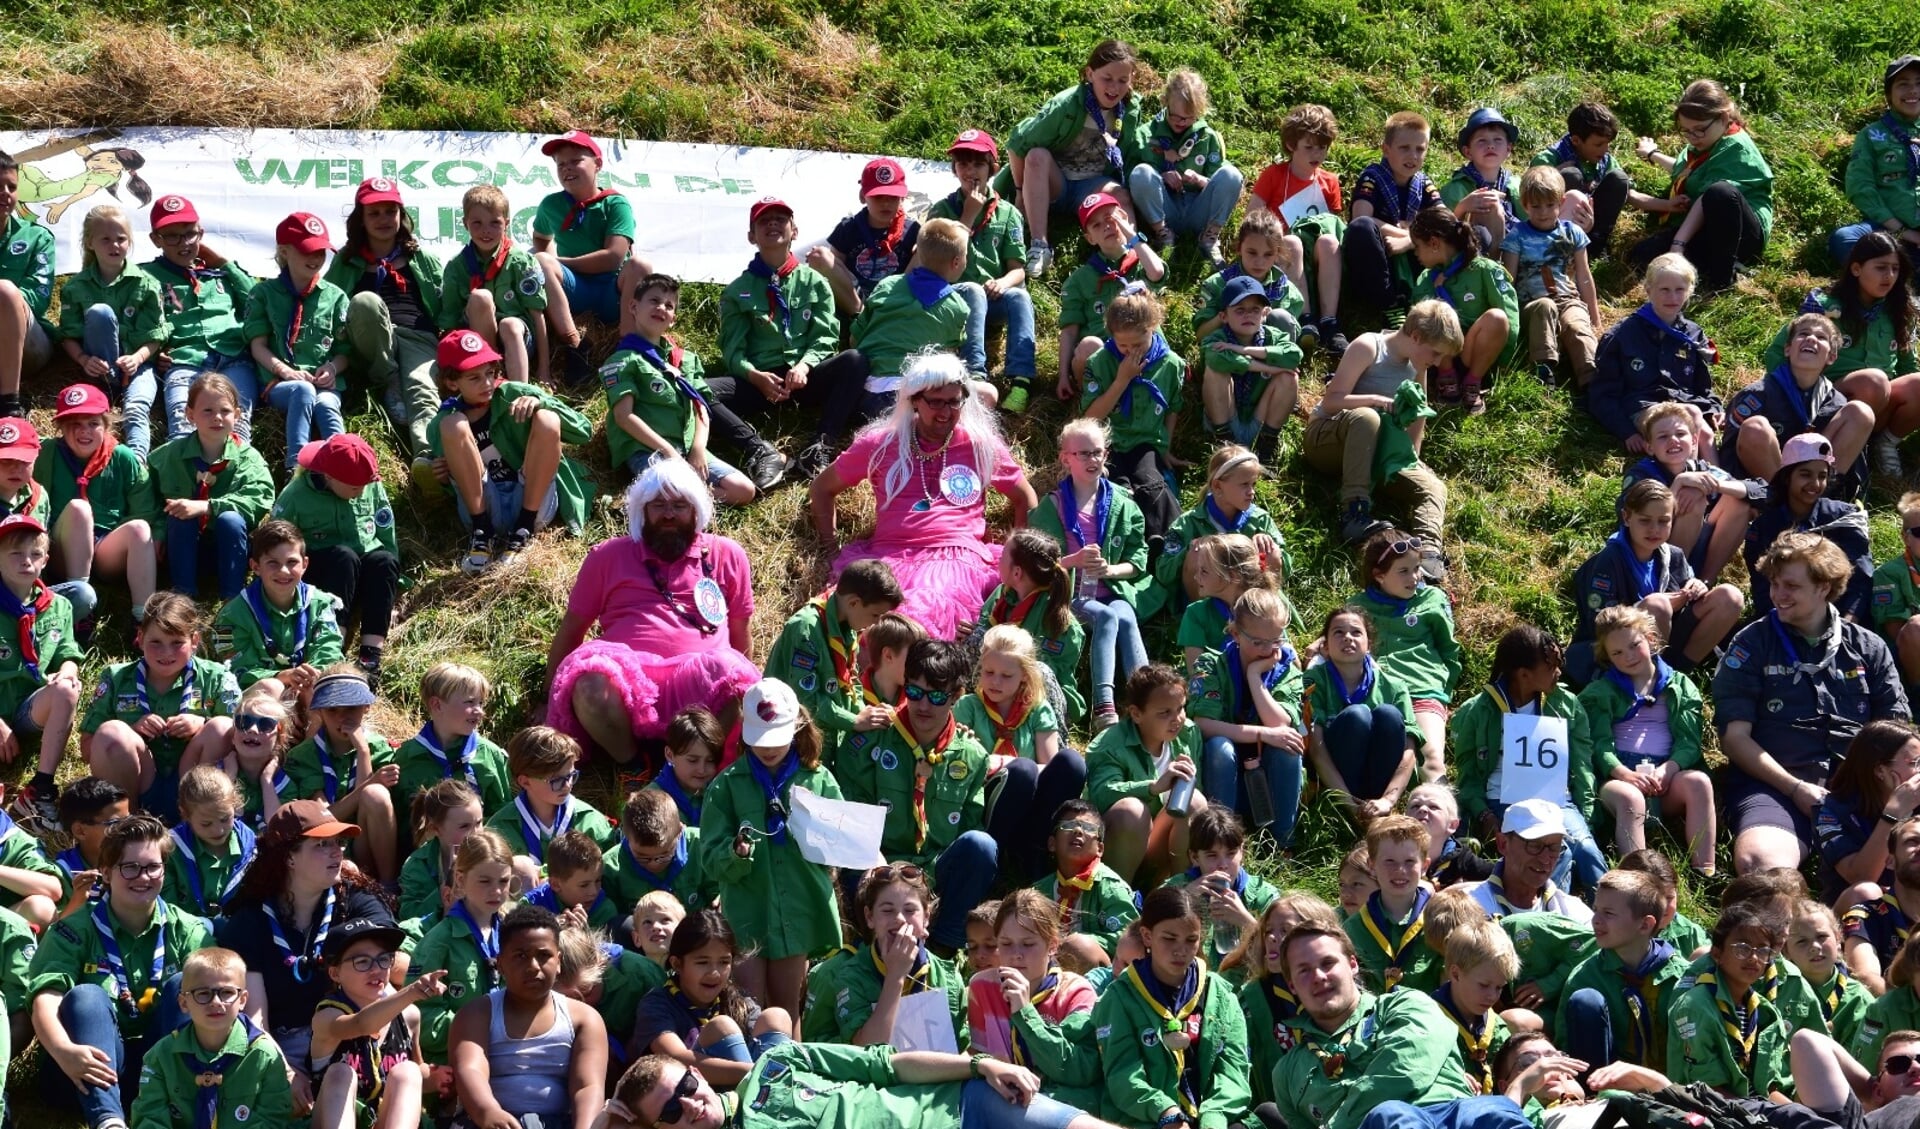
[867,348,1008,507]
[626,456,714,541]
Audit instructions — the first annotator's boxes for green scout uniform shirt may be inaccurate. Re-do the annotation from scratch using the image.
[765,593,863,750]
[1239,976,1303,1108]
[850,272,970,380]
[426,380,595,533]
[36,438,154,538]
[1092,962,1252,1129]
[1187,646,1305,730]
[1195,269,1307,332]
[1846,113,1920,231]
[1668,130,1775,239]
[1666,912,1711,955]
[1853,982,1920,1066]
[130,1016,293,1129]
[0,213,55,323]
[1004,1003,1102,1106]
[1342,890,1442,993]
[323,244,446,329]
[1082,345,1185,456]
[484,793,618,856]
[1177,592,1301,657]
[727,1040,985,1129]
[1148,501,1283,622]
[602,827,714,917]
[1814,967,1873,1050]
[1439,167,1522,223]
[1450,683,1596,826]
[1035,861,1138,956]
[399,839,448,923]
[57,262,170,349]
[600,337,711,467]
[1351,585,1462,703]
[140,258,255,365]
[1553,944,1688,1068]
[534,189,637,262]
[1764,288,1920,379]
[1166,868,1281,976]
[1272,989,1475,1129]
[1029,478,1150,609]
[0,816,63,913]
[926,191,1028,285]
[241,273,351,374]
[1578,671,1705,778]
[1059,252,1160,334]
[1146,116,1229,180]
[209,583,346,690]
[1430,987,1510,1095]
[81,657,242,775]
[952,692,1059,761]
[1198,324,1303,429]
[270,471,399,557]
[1530,144,1622,189]
[1087,715,1206,818]
[1667,972,1793,1098]
[147,434,274,526]
[1303,661,1423,746]
[700,757,842,961]
[719,260,838,376]
[975,585,1086,722]
[0,583,82,716]
[838,722,990,867]
[3,481,47,526]
[160,824,252,919]
[1874,554,1920,630]
[437,242,548,329]
[28,899,214,1038]
[1500,911,1597,1015]
[1412,256,1521,369]
[803,940,967,1046]
[281,732,398,805]
[1680,952,1826,1038]
[1007,85,1152,168]
[601,945,667,1046]
[408,909,500,1061]
[0,903,36,1014]
[395,726,512,813]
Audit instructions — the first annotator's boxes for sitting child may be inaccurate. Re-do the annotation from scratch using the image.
[764,558,901,759]
[1503,166,1602,390]
[129,947,292,1127]
[1198,270,1303,463]
[1342,111,1444,325]
[280,667,400,882]
[269,433,401,676]
[524,829,620,930]
[1408,206,1520,415]
[1343,813,1440,991]
[35,383,157,627]
[1556,869,1685,1069]
[399,778,482,924]
[928,129,1037,411]
[1055,191,1165,400]
[531,130,644,342]
[394,660,510,814]
[1621,401,1756,583]
[162,765,255,919]
[440,183,575,392]
[1035,797,1139,969]
[1723,311,1875,495]
[1086,663,1208,886]
[1441,108,1522,254]
[209,519,345,700]
[484,725,617,889]
[244,212,349,467]
[1531,102,1663,250]
[139,194,257,445]
[1078,288,1184,540]
[310,917,440,1129]
[816,158,919,315]
[1589,253,1723,450]
[1246,103,1349,352]
[1406,781,1494,888]
[56,204,169,455]
[0,512,85,828]
[1126,68,1242,263]
[148,372,273,599]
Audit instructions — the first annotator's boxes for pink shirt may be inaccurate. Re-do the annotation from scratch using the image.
[566,532,755,655]
[965,968,1097,1061]
[831,424,1026,553]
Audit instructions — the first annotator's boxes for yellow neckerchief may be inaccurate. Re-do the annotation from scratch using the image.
[1818,964,1855,1022]
[979,691,1033,759]
[1055,856,1100,926]
[1485,863,1553,918]
[1695,968,1762,1075]
[1009,963,1065,1069]
[1431,983,1494,1093]
[1359,885,1432,989]
[892,714,957,850]
[666,976,725,1026]
[1121,957,1208,1117]
[809,589,856,698]
[870,940,933,995]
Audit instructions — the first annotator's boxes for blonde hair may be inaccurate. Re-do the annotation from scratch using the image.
[1207,443,1262,486]
[80,205,131,271]
[1519,165,1566,208]
[188,372,241,413]
[978,625,1048,715]
[1365,814,1433,862]
[1637,401,1700,443]
[1900,491,1920,524]
[1103,289,1165,337]
[1645,252,1697,292]
[1405,781,1459,822]
[1223,892,1340,977]
[182,947,247,985]
[1195,533,1274,595]
[557,925,610,992]
[1163,69,1210,118]
[462,184,511,220]
[917,218,970,269]
[1231,587,1290,633]
[178,765,242,817]
[1383,111,1431,145]
[1422,884,1484,954]
[233,687,290,752]
[454,827,513,876]
[1593,605,1664,668]
[633,889,686,935]
[421,662,491,708]
[1057,417,1110,463]
[1444,917,1520,980]
[1401,299,1465,354]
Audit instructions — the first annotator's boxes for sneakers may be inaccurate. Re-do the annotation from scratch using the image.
[790,440,835,482]
[1340,500,1390,545]
[10,779,59,834]
[356,646,384,689]
[1432,362,1464,405]
[1419,545,1450,585]
[1198,224,1226,268]
[1145,220,1174,251]
[460,528,495,576]
[1025,240,1053,279]
[1002,382,1031,414]
[1297,319,1321,349]
[1320,318,1351,357]
[497,526,534,568]
[1874,432,1905,478]
[743,442,789,492]
[1091,704,1120,734]
[1462,375,1487,416]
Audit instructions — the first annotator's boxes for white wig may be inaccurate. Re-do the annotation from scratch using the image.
[867,348,1008,507]
[626,456,715,541]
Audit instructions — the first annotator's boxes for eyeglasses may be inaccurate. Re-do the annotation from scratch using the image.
[1905,526,1920,539]
[235,713,280,734]
[187,986,243,1006]
[903,684,952,706]
[916,393,966,411]
[1063,448,1107,461]
[1886,1054,1920,1076]
[344,952,397,973]
[83,815,128,829]
[1727,941,1777,964]
[633,847,677,867]
[1679,121,1719,142]
[115,861,165,880]
[658,1066,701,1125]
[1513,836,1563,858]
[1237,629,1286,650]
[546,770,581,792]
[157,230,203,247]
[1054,819,1103,838]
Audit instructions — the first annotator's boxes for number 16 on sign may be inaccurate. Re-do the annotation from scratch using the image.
[1498,714,1570,807]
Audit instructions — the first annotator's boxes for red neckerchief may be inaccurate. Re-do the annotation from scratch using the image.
[980,691,1032,760]
[194,445,231,531]
[1671,123,1744,202]
[71,434,116,500]
[564,189,621,233]
[9,482,44,518]
[1056,856,1100,924]
[469,239,512,291]
[990,586,1044,628]
[282,271,320,358]
[1095,248,1140,285]
[9,581,53,680]
[871,208,908,258]
[359,243,409,293]
[966,195,999,236]
[903,714,958,852]
[809,588,854,696]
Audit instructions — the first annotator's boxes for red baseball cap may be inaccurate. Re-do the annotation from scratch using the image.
[1077,192,1122,229]
[437,329,504,373]
[53,384,110,420]
[149,194,199,231]
[542,130,604,162]
[298,434,381,487]
[859,157,909,199]
[275,213,333,255]
[947,129,999,159]
[355,177,405,207]
[749,197,794,226]
[0,513,44,538]
[0,419,39,463]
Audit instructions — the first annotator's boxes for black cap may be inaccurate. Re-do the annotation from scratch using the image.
[1888,55,1920,97]
[321,917,406,961]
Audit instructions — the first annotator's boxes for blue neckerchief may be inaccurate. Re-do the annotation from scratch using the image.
[750,751,802,843]
[1057,475,1112,552]
[1101,333,1172,417]
[655,766,702,826]
[1204,493,1251,534]
[1360,162,1428,224]
[1433,981,1484,1036]
[362,243,407,293]
[1767,363,1816,428]
[0,581,50,680]
[1365,585,1413,619]
[1604,657,1673,724]
[1882,113,1920,182]
[1550,135,1617,179]
[527,882,609,918]
[169,821,256,913]
[1458,163,1519,228]
[241,579,309,666]
[1183,866,1251,896]
[1224,638,1291,726]
[625,832,688,892]
[312,729,356,805]
[1153,111,1200,171]
[415,722,479,789]
[135,659,196,717]
[93,896,170,1020]
[189,1014,265,1129]
[1629,457,1675,486]
[448,899,501,983]
[1328,655,1377,706]
[1207,596,1233,636]
[1607,527,1659,599]
[1089,247,1137,284]
[745,255,793,333]
[1633,303,1701,352]
[1080,83,1125,172]
[1220,262,1291,304]
[904,266,953,309]
[1430,252,1473,307]
[618,333,707,409]
[263,887,333,983]
[514,792,575,865]
[1768,610,1804,666]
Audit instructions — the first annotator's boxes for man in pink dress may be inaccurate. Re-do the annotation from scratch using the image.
[545,458,760,765]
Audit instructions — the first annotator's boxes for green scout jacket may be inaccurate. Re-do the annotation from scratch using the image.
[802,940,966,1046]
[1812,966,1872,1051]
[1350,585,1462,703]
[1029,478,1150,609]
[1667,970,1792,1098]
[718,260,839,377]
[975,585,1086,722]
[438,242,546,329]
[1166,868,1280,976]
[0,214,55,323]
[323,244,446,329]
[1093,961,1252,1129]
[1195,269,1307,331]
[131,1016,292,1129]
[1680,952,1826,1038]
[1060,252,1160,334]
[1272,989,1474,1129]
[0,583,82,716]
[1874,553,1920,630]
[765,593,863,749]
[395,726,512,813]
[281,732,398,805]
[242,273,351,373]
[1007,85,1152,168]
[1198,324,1303,427]
[602,827,714,917]
[1087,715,1206,818]
[600,337,711,467]
[409,908,501,1060]
[700,756,842,961]
[1412,255,1521,369]
[160,823,253,918]
[1004,1003,1102,1105]
[952,692,1059,762]
[1853,982,1920,1066]
[1667,130,1774,239]
[28,898,214,1038]
[0,904,36,1014]
[1554,943,1688,1068]
[484,793,617,856]
[1578,671,1705,779]
[35,438,154,537]
[725,1040,984,1129]
[1450,683,1596,825]
[534,188,637,262]
[1438,167,1522,223]
[270,471,399,557]
[1145,116,1229,179]
[147,434,274,525]
[399,839,448,923]
[1238,976,1301,1107]
[427,379,596,533]
[141,258,255,365]
[850,271,970,380]
[1303,660,1422,746]
[1187,645,1305,732]
[602,944,667,1047]
[1342,889,1442,993]
[209,582,346,690]
[839,721,990,867]
[1845,113,1920,230]
[926,191,1028,285]
[81,657,242,775]
[57,262,170,350]
[1147,501,1283,622]
[0,815,63,913]
[1082,344,1185,457]
[1763,288,1920,379]
[1667,912,1711,956]
[1501,911,1597,1015]
[1036,861,1139,956]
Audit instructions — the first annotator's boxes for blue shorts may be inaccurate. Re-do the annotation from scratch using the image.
[959,1079,1081,1129]
[629,450,743,489]
[455,474,561,533]
[13,688,45,732]
[558,263,621,325]
[1053,173,1121,215]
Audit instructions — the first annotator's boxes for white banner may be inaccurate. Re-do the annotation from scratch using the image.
[0,128,959,284]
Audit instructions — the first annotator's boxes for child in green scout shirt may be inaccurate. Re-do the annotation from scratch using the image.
[1353,529,1462,782]
[525,829,622,931]
[0,800,62,928]
[1087,663,1209,887]
[279,668,401,883]
[1855,928,1920,1067]
[396,661,510,815]
[52,776,130,914]
[209,520,345,699]
[1148,445,1284,623]
[38,383,157,629]
[1164,807,1279,981]
[271,433,401,676]
[81,592,241,822]
[1126,69,1243,265]
[1668,901,1795,1098]
[245,211,350,468]
[653,710,720,826]
[1620,848,1710,957]
[0,153,55,419]
[1305,606,1422,825]
[1786,899,1872,1052]
[225,689,288,833]
[1556,870,1686,1070]
[0,512,85,837]
[635,906,794,1084]
[140,194,260,446]
[803,861,967,1046]
[930,128,1037,411]
[1875,491,1920,692]
[533,129,645,339]
[485,724,618,890]
[955,628,1068,805]
[327,177,447,458]
[1533,102,1665,251]
[1080,288,1183,543]
[1342,815,1439,993]
[1409,206,1520,416]
[1441,109,1522,255]
[310,918,441,1129]
[149,373,274,599]
[1198,268,1303,462]
[428,328,595,574]
[399,778,481,924]
[408,826,514,1062]
[833,611,925,800]
[1179,534,1285,675]
[1091,884,1252,1129]
[1058,191,1166,402]
[30,815,216,1127]
[633,890,686,965]
[975,530,1085,724]
[558,923,663,1057]
[442,184,577,402]
[1189,588,1305,845]
[1226,893,1340,1107]
[602,272,757,504]
[1037,797,1140,969]
[764,559,901,760]
[839,218,986,432]
[1433,919,1519,1094]
[58,203,172,456]
[1833,56,1920,269]
[130,947,294,1129]
[966,890,1103,1108]
[162,767,255,920]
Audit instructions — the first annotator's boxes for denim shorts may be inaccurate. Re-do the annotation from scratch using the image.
[1053,173,1120,214]
[558,263,620,324]
[631,450,742,488]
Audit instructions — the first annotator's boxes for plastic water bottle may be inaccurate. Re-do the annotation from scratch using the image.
[1166,742,1195,818]
[1245,748,1276,829]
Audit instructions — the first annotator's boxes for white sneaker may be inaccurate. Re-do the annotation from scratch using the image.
[1025,240,1053,278]
[460,528,496,576]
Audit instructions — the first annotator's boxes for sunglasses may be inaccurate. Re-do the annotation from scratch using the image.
[235,713,280,734]
[659,1066,701,1125]
[187,986,243,1006]
[1887,1054,1920,1076]
[903,684,952,707]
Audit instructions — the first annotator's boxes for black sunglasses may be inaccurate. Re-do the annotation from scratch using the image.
[903,683,952,707]
[659,1066,700,1125]
[1888,1054,1920,1077]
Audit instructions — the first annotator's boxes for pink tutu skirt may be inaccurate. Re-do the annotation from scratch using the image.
[548,640,761,749]
[833,537,1001,640]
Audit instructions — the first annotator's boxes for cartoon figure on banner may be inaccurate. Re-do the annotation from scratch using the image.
[10,136,153,225]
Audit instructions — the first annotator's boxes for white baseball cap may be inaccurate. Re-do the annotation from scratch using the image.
[741,679,801,747]
[1502,797,1566,840]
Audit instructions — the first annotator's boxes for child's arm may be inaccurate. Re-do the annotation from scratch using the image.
[313,970,446,1058]
[209,450,277,527]
[1501,249,1519,277]
[1318,336,1397,413]
[611,394,679,463]
[449,996,513,1128]
[1572,247,1601,327]
[689,401,713,475]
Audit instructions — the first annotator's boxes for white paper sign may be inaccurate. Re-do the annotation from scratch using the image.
[789,785,888,871]
[1278,182,1331,230]
[1498,713,1571,806]
[891,987,959,1054]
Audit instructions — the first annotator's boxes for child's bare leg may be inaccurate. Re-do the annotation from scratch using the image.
[1414,712,1446,782]
[465,289,500,342]
[1838,368,1892,425]
[82,724,154,806]
[1258,371,1299,427]
[1683,585,1745,664]
[94,519,155,609]
[1019,149,1063,248]
[1201,372,1234,430]
[336,781,398,881]
[768,954,809,1022]
[1102,799,1150,884]
[1058,933,1110,972]
[1278,234,1306,292]
[52,499,94,581]
[520,409,562,513]
[1070,336,1103,384]
[736,954,769,1010]
[1671,769,1717,873]
[498,317,532,386]
[1315,234,1343,322]
[31,682,80,780]
[1699,508,1749,585]
[510,854,540,894]
[1601,779,1647,855]
[374,1060,423,1129]
[179,717,235,777]
[1461,310,1510,380]
[0,283,30,396]
[438,415,489,523]
[1899,618,1920,685]
[535,252,581,349]
[1825,400,1876,471]
[315,1061,361,1129]
[1734,420,1784,481]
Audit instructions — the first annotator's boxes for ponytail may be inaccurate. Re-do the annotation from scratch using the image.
[411,778,481,844]
[1005,528,1074,637]
[1409,205,1480,261]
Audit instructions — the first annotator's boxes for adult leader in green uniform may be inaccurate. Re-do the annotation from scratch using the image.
[1628,79,1775,292]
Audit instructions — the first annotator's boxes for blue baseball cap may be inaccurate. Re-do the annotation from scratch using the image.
[1458,107,1519,151]
[1219,275,1269,310]
[310,672,377,711]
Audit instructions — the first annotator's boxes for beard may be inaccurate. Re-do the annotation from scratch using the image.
[642,515,697,559]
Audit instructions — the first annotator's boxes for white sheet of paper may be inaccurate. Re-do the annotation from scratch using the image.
[1278,182,1331,230]
[891,987,959,1053]
[789,785,889,870]
[1498,713,1572,806]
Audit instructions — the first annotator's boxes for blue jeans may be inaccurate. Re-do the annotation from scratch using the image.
[988,751,1089,884]
[164,353,259,444]
[1071,594,1146,714]
[84,305,158,457]
[707,1029,791,1063]
[631,450,742,491]
[954,283,1037,380]
[1562,987,1614,1069]
[47,974,186,1126]
[51,579,96,623]
[263,379,343,468]
[930,830,999,949]
[559,263,620,324]
[960,1079,1082,1129]
[1127,163,1247,236]
[1359,1096,1532,1129]
[1203,735,1304,847]
[1323,703,1408,801]
[166,509,249,598]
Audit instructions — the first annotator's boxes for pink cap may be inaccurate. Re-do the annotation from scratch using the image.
[542,130,604,162]
[1780,433,1836,468]
[859,157,909,199]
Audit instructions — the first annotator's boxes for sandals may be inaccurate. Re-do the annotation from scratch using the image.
[1432,363,1462,404]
